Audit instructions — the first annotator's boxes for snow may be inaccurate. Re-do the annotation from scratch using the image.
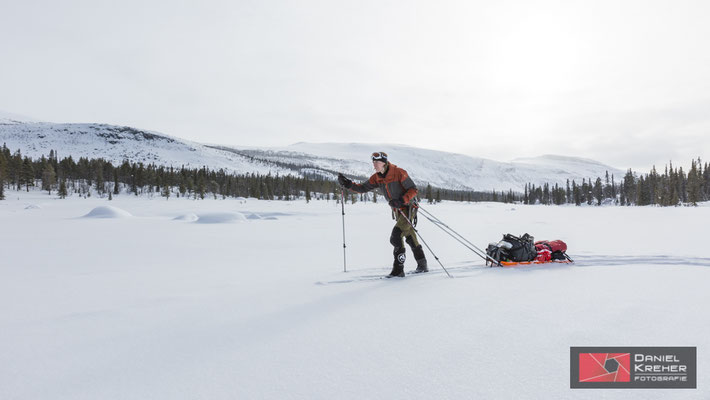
[0,119,622,192]
[233,142,624,192]
[1,191,708,399]
[0,109,38,124]
[82,205,133,218]
[173,213,199,222]
[194,212,247,224]
[0,121,293,176]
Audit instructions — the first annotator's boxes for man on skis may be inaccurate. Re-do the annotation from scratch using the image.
[338,151,428,278]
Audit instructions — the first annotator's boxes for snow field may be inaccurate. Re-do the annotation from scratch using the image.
[0,192,708,399]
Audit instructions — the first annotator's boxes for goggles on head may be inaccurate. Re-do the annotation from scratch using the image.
[371,152,388,162]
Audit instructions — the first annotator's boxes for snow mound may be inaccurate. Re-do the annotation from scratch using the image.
[82,206,133,219]
[245,212,279,220]
[25,204,41,210]
[173,213,199,222]
[195,212,247,224]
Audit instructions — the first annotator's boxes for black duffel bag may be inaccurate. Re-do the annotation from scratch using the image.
[486,233,537,263]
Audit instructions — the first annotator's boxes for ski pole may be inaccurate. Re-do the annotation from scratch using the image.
[395,208,453,278]
[340,188,347,273]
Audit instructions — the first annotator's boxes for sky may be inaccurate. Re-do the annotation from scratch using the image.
[1,0,709,171]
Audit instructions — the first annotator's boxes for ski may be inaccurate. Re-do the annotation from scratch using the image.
[316,262,488,285]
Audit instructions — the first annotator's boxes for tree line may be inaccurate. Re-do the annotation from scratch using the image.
[0,144,516,204]
[0,144,707,206]
[522,160,709,206]
[0,144,341,202]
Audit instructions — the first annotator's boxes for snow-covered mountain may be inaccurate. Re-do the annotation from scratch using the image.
[0,120,292,176]
[217,142,624,192]
[0,118,623,192]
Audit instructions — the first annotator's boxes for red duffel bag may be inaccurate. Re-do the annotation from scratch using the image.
[535,240,568,261]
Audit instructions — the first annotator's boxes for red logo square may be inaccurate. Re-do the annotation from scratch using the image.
[578,353,630,382]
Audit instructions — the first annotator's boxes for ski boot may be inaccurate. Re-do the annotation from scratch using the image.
[413,245,428,273]
[387,248,406,278]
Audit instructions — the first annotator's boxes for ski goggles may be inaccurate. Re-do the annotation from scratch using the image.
[371,152,388,162]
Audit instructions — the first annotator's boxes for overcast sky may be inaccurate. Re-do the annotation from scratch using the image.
[2,0,709,170]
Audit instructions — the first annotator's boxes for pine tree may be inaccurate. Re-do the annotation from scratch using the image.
[179,181,186,197]
[668,164,679,206]
[209,180,219,199]
[131,164,138,195]
[426,184,433,204]
[113,169,120,195]
[95,161,104,194]
[0,153,5,201]
[636,176,647,205]
[704,162,710,200]
[696,157,707,201]
[702,161,709,201]
[58,179,68,199]
[593,177,603,205]
[42,164,56,194]
[678,166,687,203]
[21,157,34,191]
[435,189,441,203]
[646,165,661,204]
[603,171,612,200]
[623,169,635,205]
[687,159,700,206]
[198,179,206,199]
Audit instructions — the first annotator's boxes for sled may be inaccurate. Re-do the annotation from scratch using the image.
[499,259,573,267]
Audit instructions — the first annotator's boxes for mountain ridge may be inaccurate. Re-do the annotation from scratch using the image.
[0,119,623,192]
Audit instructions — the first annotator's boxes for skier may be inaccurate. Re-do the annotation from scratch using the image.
[338,151,428,278]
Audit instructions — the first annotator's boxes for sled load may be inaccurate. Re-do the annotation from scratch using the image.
[485,233,573,267]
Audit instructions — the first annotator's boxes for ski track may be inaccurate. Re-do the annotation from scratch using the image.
[317,255,710,284]
[571,254,710,267]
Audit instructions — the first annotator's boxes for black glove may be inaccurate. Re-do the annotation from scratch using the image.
[389,198,405,208]
[337,173,353,189]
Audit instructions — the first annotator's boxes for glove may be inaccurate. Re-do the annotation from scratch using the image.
[337,173,353,189]
[389,198,405,208]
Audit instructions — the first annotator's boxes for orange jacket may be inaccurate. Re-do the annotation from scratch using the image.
[349,163,418,205]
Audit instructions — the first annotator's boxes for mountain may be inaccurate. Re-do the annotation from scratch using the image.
[0,120,292,176]
[216,143,624,192]
[0,118,623,192]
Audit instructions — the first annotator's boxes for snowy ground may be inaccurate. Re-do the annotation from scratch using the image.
[1,191,708,399]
